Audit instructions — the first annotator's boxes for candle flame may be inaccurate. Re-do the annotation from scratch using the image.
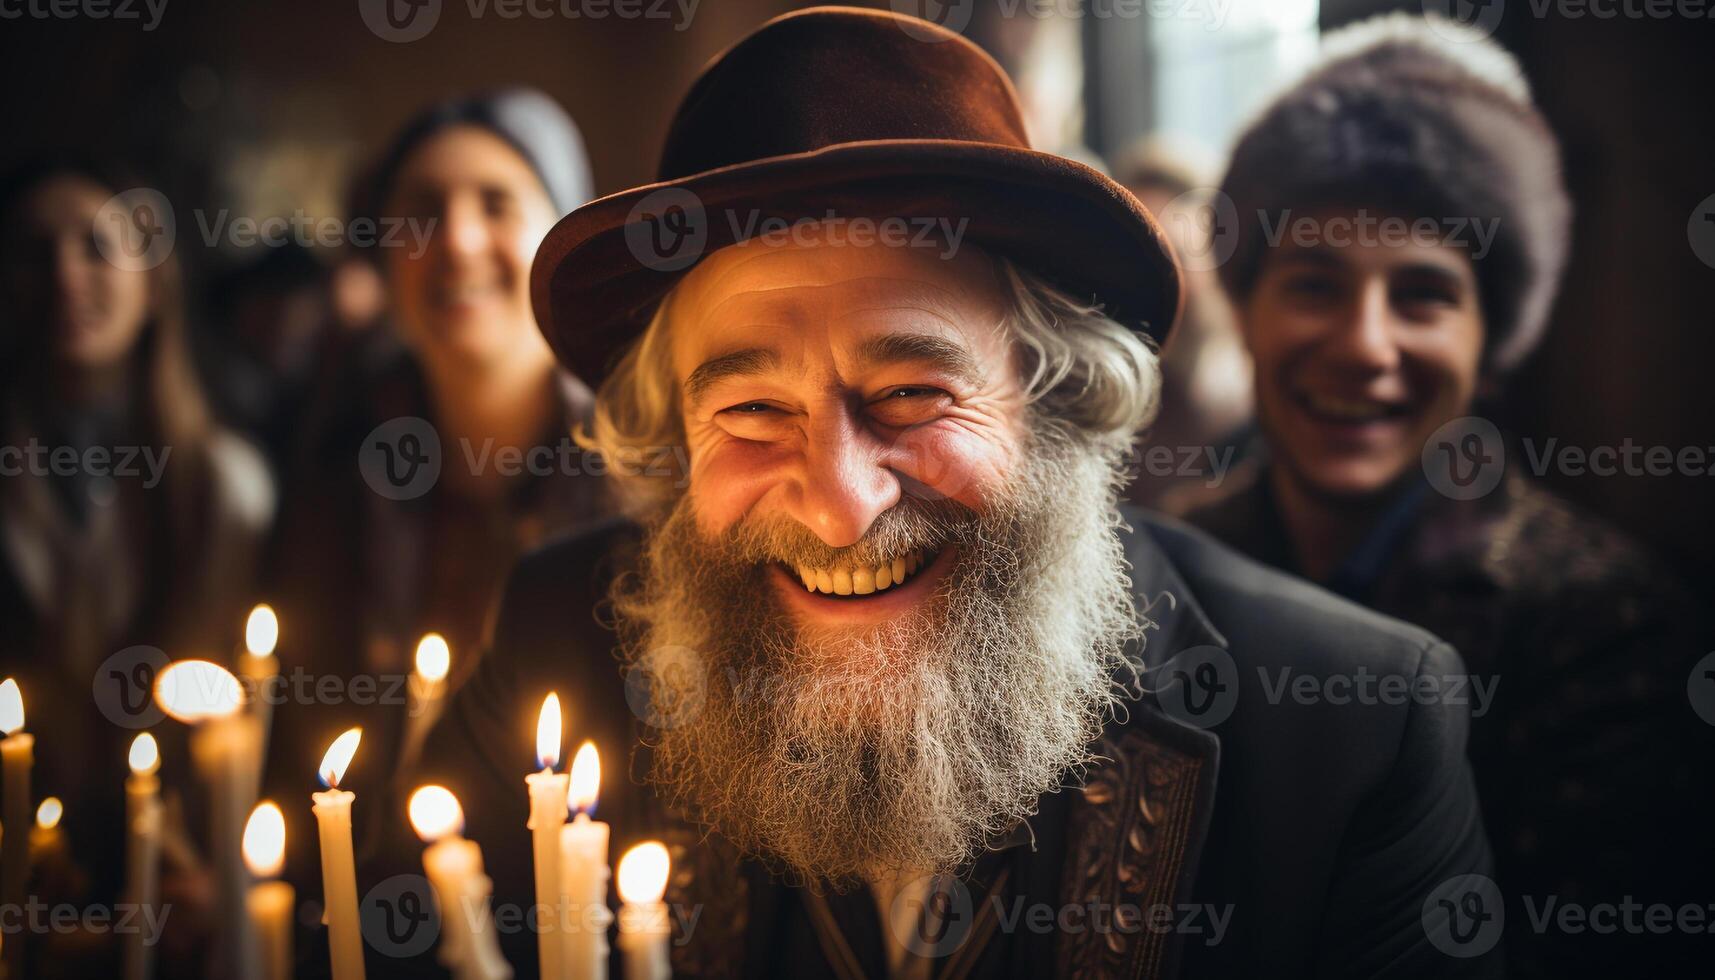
[408,785,463,842]
[0,678,22,734]
[128,733,160,776]
[154,660,244,722]
[536,693,562,770]
[617,842,670,905]
[414,633,450,683]
[567,741,600,815]
[35,797,62,831]
[245,604,279,658]
[318,727,362,788]
[243,801,286,877]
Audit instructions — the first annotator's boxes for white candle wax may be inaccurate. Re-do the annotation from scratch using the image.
[616,842,672,980]
[192,712,263,979]
[311,788,365,980]
[0,730,34,917]
[400,634,451,775]
[0,678,33,926]
[527,768,569,980]
[124,735,163,980]
[245,799,294,980]
[423,836,513,980]
[249,880,295,980]
[558,813,611,980]
[617,903,671,980]
[242,604,281,803]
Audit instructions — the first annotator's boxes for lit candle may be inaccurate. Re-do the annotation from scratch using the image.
[400,634,451,775]
[31,796,65,860]
[527,693,568,980]
[409,785,513,980]
[616,842,672,980]
[242,604,281,801]
[559,742,611,980]
[0,678,33,927]
[155,659,260,979]
[244,801,294,980]
[311,727,366,980]
[124,733,163,980]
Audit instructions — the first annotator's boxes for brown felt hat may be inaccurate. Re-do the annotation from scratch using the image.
[531,5,1181,384]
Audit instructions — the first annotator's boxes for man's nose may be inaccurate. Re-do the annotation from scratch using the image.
[1327,279,1402,372]
[789,412,900,548]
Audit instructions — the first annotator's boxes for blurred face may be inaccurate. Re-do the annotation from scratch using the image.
[618,235,1140,881]
[671,237,1027,626]
[1241,208,1486,500]
[2,174,153,370]
[381,126,557,370]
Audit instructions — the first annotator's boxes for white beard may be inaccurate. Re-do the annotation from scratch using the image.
[614,424,1142,885]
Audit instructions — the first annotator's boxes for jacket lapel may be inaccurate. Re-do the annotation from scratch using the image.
[1054,522,1224,980]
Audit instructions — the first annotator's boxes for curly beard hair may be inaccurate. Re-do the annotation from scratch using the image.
[612,421,1142,887]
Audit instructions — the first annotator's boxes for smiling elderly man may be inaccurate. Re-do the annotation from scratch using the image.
[407,8,1501,979]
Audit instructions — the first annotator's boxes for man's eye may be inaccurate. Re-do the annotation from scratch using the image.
[722,402,777,415]
[879,387,943,401]
[1392,285,1458,309]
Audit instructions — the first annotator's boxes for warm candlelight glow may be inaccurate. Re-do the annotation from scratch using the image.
[244,801,286,877]
[567,741,600,815]
[408,785,464,842]
[536,693,563,770]
[35,796,62,830]
[154,660,244,722]
[245,604,280,658]
[0,678,22,734]
[318,727,362,788]
[128,732,161,776]
[617,842,670,905]
[414,633,451,683]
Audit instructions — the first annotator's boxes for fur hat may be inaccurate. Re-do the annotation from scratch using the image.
[1217,13,1571,374]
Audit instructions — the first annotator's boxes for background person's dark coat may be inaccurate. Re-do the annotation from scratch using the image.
[1189,466,1714,977]
[365,511,1503,979]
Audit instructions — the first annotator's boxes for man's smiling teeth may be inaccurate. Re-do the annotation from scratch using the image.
[794,551,928,595]
[1304,393,1401,422]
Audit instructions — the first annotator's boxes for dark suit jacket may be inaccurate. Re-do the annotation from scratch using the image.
[372,510,1502,979]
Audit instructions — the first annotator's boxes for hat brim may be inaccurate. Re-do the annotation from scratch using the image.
[531,139,1183,384]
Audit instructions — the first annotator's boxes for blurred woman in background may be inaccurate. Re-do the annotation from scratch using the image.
[0,157,275,975]
[266,90,611,840]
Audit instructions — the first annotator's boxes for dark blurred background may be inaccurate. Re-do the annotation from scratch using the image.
[1,0,1710,584]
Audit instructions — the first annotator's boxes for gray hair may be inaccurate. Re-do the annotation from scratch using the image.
[582,257,1162,513]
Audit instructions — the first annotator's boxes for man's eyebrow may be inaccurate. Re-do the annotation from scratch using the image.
[854,333,981,386]
[685,347,779,403]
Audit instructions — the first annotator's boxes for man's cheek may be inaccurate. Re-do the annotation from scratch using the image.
[888,424,1014,509]
[688,442,782,533]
